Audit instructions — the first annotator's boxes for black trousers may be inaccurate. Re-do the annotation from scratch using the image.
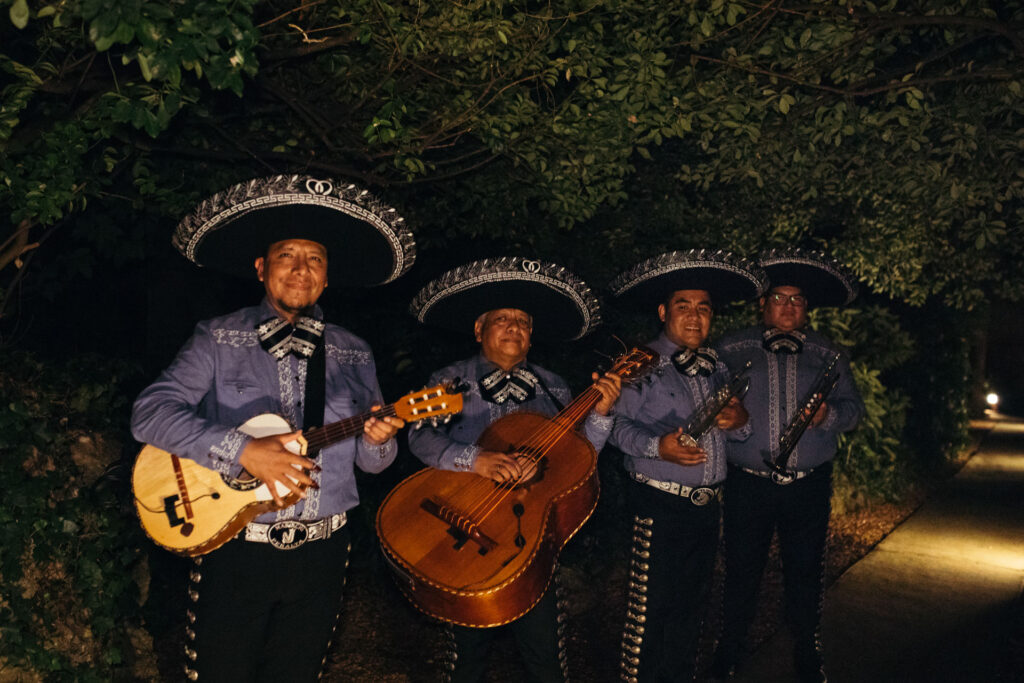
[717,462,833,659]
[446,585,565,683]
[622,479,721,683]
[186,527,351,682]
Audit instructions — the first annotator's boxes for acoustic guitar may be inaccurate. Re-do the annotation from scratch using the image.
[133,384,462,556]
[376,348,658,628]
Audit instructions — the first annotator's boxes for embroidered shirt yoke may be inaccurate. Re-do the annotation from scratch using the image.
[715,325,864,472]
[611,332,751,488]
[130,298,396,522]
[408,354,614,472]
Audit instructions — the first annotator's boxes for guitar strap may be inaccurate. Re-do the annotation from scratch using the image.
[303,338,327,440]
[532,371,565,413]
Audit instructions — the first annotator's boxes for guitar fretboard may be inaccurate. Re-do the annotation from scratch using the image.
[303,404,399,452]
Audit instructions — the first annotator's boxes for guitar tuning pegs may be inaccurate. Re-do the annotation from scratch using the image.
[413,421,426,430]
[442,414,453,424]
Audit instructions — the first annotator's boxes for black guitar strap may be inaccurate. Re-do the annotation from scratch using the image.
[303,338,326,438]
[532,370,565,413]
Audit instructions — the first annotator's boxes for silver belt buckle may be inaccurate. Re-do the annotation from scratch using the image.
[770,471,795,485]
[267,520,309,550]
[690,487,716,506]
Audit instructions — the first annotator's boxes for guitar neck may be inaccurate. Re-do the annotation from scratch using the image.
[303,404,399,452]
[549,386,603,432]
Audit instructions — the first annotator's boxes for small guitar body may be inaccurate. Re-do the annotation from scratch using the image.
[132,414,301,556]
[133,384,462,556]
[376,411,598,627]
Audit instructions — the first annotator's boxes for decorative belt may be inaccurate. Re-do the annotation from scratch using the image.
[629,473,721,506]
[244,512,347,550]
[737,465,817,486]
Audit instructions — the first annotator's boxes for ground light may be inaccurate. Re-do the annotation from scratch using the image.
[985,392,1000,409]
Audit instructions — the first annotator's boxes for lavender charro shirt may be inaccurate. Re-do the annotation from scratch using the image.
[715,325,863,472]
[610,332,751,488]
[131,298,396,522]
[407,354,613,471]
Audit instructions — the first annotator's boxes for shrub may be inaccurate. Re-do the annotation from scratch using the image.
[0,352,155,681]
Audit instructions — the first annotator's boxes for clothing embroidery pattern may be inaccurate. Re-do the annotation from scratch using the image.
[212,329,259,348]
[209,429,246,474]
[687,372,721,486]
[452,445,478,472]
[326,345,371,366]
[785,353,800,469]
[766,349,781,461]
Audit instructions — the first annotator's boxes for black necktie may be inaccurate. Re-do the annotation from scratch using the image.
[672,347,718,377]
[257,316,325,360]
[762,327,805,354]
[479,367,539,404]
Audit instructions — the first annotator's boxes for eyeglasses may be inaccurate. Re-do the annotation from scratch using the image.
[768,293,808,307]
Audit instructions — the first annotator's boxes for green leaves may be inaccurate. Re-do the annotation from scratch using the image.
[0,351,148,678]
[9,0,28,28]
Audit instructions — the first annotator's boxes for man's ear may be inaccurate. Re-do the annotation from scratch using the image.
[255,257,265,282]
[657,303,667,323]
[474,318,484,343]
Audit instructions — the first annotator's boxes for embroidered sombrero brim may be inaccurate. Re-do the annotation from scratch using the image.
[761,248,858,307]
[173,175,415,286]
[410,257,602,341]
[609,250,766,306]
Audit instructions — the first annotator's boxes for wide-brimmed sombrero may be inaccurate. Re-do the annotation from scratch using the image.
[172,175,415,286]
[409,257,602,341]
[760,248,858,307]
[609,249,766,306]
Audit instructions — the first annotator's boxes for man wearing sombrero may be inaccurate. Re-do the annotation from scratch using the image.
[131,175,412,681]
[607,250,766,683]
[710,248,864,683]
[407,257,622,683]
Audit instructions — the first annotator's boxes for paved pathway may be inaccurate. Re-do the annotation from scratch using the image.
[722,417,1024,682]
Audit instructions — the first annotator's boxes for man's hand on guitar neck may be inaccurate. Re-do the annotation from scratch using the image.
[592,371,623,416]
[363,404,406,445]
[239,431,319,507]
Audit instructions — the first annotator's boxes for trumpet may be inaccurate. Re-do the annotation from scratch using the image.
[762,353,841,482]
[677,361,751,447]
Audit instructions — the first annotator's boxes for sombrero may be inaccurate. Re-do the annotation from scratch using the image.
[609,249,766,306]
[172,175,415,286]
[409,257,602,341]
[760,248,858,307]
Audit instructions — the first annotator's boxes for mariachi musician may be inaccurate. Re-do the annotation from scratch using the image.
[406,257,622,683]
[131,176,412,681]
[710,248,864,683]
[607,250,766,682]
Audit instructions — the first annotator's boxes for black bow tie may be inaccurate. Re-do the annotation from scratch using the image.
[672,347,718,377]
[762,327,806,354]
[257,316,325,360]
[479,367,539,404]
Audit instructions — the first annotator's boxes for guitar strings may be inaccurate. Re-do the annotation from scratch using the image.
[458,355,643,525]
[469,385,603,522]
[307,404,399,451]
[458,384,601,521]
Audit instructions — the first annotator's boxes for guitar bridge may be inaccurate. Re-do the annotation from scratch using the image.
[420,498,497,555]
